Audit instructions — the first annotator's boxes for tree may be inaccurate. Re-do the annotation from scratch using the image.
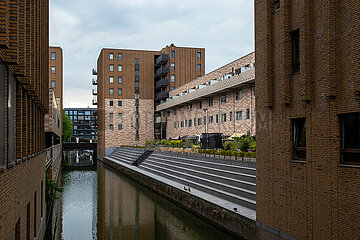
[62,110,72,142]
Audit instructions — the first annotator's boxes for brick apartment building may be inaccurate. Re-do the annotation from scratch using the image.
[157,52,255,140]
[0,1,50,239]
[95,45,205,156]
[65,108,97,141]
[255,0,360,239]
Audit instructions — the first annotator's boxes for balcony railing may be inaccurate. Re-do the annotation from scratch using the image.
[92,78,97,85]
[156,91,169,100]
[92,89,97,95]
[92,99,97,105]
[156,66,169,77]
[92,68,97,75]
[156,54,169,65]
[155,78,170,89]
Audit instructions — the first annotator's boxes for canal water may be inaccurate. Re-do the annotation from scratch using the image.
[60,162,241,240]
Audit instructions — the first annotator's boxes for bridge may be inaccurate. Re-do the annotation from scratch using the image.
[63,140,97,169]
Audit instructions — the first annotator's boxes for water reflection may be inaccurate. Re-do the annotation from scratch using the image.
[63,149,95,166]
[97,162,239,240]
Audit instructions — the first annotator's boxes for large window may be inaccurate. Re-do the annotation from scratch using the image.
[293,118,306,160]
[340,112,360,164]
[236,111,243,120]
[291,29,300,73]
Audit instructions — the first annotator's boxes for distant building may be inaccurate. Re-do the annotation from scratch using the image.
[157,52,255,140]
[0,1,49,239]
[94,45,205,156]
[255,0,360,239]
[65,108,97,141]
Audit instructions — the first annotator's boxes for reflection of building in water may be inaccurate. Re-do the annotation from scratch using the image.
[63,149,95,166]
[97,165,155,240]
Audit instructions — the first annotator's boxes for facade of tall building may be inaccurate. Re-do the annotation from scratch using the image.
[0,1,49,239]
[157,52,255,139]
[255,1,360,239]
[65,108,97,141]
[96,45,205,156]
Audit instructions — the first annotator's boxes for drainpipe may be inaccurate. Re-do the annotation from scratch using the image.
[250,85,253,136]
[233,89,235,134]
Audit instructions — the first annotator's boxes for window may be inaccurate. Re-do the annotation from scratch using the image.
[109,124,114,130]
[118,65,122,72]
[216,114,219,123]
[197,52,201,60]
[51,81,56,88]
[118,113,122,119]
[236,111,243,120]
[197,75,201,79]
[135,82,139,92]
[69,111,73,115]
[229,112,233,121]
[51,52,56,60]
[235,89,243,100]
[291,29,300,73]
[109,76,114,83]
[65,111,68,115]
[109,112,114,118]
[194,118,197,126]
[293,118,306,160]
[118,124,123,130]
[171,50,175,58]
[246,109,250,119]
[221,113,227,123]
[209,116,214,124]
[85,111,91,115]
[118,53,122,60]
[171,86,175,91]
[221,94,226,104]
[109,53,114,60]
[198,101,202,109]
[118,88,122,96]
[109,88,114,94]
[109,65,114,71]
[171,75,175,82]
[185,120,188,127]
[118,77,122,84]
[181,121,184,128]
[197,64,201,71]
[204,116,206,125]
[118,101,122,106]
[198,118,202,125]
[340,112,360,164]
[208,98,213,107]
[109,101,113,106]
[51,66,56,74]
[171,63,175,70]
[189,119,192,127]
[274,0,280,11]
[174,109,177,115]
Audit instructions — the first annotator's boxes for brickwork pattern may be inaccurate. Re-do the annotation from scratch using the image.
[255,0,360,239]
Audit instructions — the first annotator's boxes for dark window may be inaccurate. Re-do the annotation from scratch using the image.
[221,113,226,123]
[109,124,114,130]
[208,98,213,107]
[135,130,139,140]
[118,101,122,106]
[221,94,226,104]
[340,112,360,164]
[236,111,243,120]
[197,64,201,71]
[209,116,214,124]
[109,101,113,106]
[197,52,201,60]
[216,114,219,123]
[118,124,122,130]
[198,118,202,125]
[204,116,206,125]
[181,121,184,128]
[189,119,192,127]
[118,53,122,60]
[198,101,202,109]
[229,112,233,121]
[274,0,280,11]
[293,118,306,160]
[291,29,300,73]
[109,112,113,118]
[194,118,196,126]
[246,109,250,119]
[174,109,177,115]
[235,89,243,100]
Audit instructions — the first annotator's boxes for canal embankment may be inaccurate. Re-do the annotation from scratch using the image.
[100,147,257,240]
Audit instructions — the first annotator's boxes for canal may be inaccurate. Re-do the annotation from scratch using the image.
[58,161,242,240]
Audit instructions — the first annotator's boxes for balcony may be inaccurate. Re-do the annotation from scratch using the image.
[156,66,169,77]
[155,78,170,89]
[92,68,97,75]
[92,89,97,95]
[92,78,97,85]
[156,91,169,100]
[156,54,169,65]
[92,98,97,105]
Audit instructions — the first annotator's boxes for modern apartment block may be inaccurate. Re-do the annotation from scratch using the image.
[0,1,49,239]
[255,0,360,239]
[65,108,97,141]
[95,45,205,156]
[157,52,255,140]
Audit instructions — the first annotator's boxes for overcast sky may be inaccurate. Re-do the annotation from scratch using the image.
[50,0,254,108]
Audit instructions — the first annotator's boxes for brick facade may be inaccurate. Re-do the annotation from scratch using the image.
[255,0,360,239]
[0,0,49,239]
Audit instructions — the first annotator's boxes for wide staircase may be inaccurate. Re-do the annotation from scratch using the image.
[108,147,256,211]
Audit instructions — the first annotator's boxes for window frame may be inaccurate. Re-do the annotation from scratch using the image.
[109,65,114,72]
[51,52,56,60]
[340,112,360,165]
[51,66,56,74]
[109,76,114,83]
[292,118,306,161]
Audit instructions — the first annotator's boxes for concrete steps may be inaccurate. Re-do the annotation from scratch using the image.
[109,147,256,211]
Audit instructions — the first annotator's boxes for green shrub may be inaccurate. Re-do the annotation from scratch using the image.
[224,141,233,150]
[183,139,193,148]
[243,152,256,158]
[250,141,256,152]
[231,151,238,157]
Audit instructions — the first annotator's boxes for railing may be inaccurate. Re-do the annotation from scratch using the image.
[156,66,169,77]
[155,78,170,89]
[156,54,169,65]
[45,147,52,170]
[92,68,97,75]
[156,91,169,100]
[92,89,97,95]
[92,78,97,85]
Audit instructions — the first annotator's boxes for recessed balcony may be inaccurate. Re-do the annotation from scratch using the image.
[156,54,169,65]
[156,66,169,77]
[155,78,170,89]
[156,91,169,100]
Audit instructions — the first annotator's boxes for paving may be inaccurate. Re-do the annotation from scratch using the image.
[106,147,256,221]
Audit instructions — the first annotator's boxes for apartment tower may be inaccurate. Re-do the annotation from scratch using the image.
[0,1,49,239]
[255,0,360,239]
[96,45,205,156]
